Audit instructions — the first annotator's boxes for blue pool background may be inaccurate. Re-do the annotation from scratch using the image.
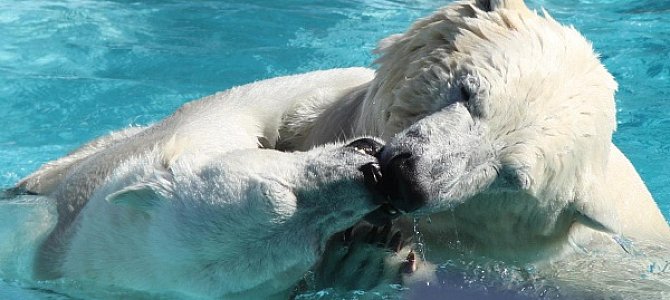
[0,0,668,298]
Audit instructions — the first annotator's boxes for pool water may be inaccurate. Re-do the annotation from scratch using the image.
[0,0,668,299]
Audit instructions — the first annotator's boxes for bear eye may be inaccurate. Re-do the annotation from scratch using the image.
[479,0,492,12]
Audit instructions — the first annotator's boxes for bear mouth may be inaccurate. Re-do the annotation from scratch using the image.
[348,138,404,225]
[359,157,403,226]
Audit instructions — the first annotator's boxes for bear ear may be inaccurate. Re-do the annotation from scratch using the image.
[105,183,165,211]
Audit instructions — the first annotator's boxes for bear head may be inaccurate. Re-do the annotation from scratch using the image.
[361,0,619,256]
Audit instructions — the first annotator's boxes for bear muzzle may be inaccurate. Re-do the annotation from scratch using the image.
[346,138,430,225]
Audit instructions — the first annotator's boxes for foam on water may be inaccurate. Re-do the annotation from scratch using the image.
[1,0,669,298]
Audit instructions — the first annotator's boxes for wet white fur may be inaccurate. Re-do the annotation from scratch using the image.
[370,0,670,262]
[16,69,381,299]
[17,0,670,296]
[61,144,379,299]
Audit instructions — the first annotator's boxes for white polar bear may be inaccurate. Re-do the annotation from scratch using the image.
[9,69,397,299]
[370,0,670,260]
[314,0,670,296]
[58,140,384,299]
[282,0,670,296]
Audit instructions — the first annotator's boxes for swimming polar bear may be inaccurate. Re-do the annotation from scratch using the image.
[59,139,386,299]
[309,0,670,295]
[9,69,399,299]
[373,0,670,260]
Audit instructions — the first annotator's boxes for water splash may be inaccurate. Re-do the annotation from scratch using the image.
[412,216,427,262]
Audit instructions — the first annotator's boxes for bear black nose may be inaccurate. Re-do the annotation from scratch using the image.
[380,152,428,213]
[346,138,384,156]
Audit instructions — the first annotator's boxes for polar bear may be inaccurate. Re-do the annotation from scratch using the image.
[303,0,670,295]
[370,0,670,261]
[314,0,670,296]
[51,139,386,299]
[8,69,401,298]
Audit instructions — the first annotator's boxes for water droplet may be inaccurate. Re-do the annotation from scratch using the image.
[412,217,427,261]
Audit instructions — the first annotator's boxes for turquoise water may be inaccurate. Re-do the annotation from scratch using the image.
[0,0,668,299]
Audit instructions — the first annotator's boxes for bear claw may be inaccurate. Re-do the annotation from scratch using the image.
[401,251,417,274]
[346,138,384,156]
[360,162,383,192]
